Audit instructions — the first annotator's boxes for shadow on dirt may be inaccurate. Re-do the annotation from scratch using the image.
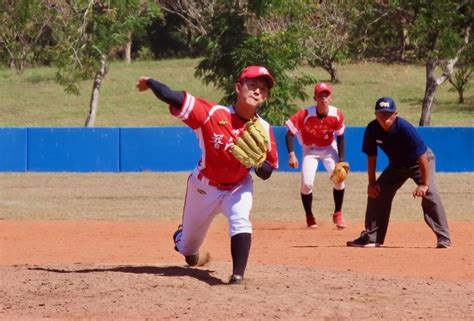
[28,265,226,286]
[292,245,437,249]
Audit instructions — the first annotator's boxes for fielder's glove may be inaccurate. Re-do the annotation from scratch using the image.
[231,118,269,168]
[331,161,350,184]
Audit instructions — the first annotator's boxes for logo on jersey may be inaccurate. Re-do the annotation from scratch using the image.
[376,139,383,144]
[218,120,228,125]
[224,137,234,151]
[308,124,329,137]
[210,133,225,149]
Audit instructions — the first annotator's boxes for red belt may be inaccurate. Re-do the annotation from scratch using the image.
[197,173,239,191]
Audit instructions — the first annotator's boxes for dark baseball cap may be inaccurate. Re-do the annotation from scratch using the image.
[375,97,397,113]
[239,65,274,88]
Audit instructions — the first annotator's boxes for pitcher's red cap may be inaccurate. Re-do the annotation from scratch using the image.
[314,82,332,95]
[239,66,274,88]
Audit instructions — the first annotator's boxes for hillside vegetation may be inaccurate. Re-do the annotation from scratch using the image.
[0,59,472,127]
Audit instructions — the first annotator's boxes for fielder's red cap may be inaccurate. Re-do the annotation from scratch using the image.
[239,65,274,89]
[314,82,332,95]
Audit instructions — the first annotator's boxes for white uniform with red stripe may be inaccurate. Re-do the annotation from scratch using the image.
[171,92,278,256]
[285,105,345,194]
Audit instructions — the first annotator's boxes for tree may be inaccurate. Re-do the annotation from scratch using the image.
[349,1,418,62]
[195,0,316,125]
[0,0,57,73]
[407,1,472,126]
[449,56,473,104]
[151,0,215,57]
[300,0,355,83]
[356,1,472,125]
[394,0,473,126]
[51,0,160,127]
[121,1,162,63]
[157,0,215,37]
[347,1,472,125]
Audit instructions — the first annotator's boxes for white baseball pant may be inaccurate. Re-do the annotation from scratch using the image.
[300,143,345,194]
[175,169,253,256]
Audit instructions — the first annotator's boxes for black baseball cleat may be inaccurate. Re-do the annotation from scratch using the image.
[346,236,381,248]
[436,238,451,249]
[185,251,211,267]
[185,253,200,266]
[229,274,243,285]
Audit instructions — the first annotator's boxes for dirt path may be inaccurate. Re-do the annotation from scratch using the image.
[1,219,472,320]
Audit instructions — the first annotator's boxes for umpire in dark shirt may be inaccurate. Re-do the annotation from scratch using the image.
[347,97,451,248]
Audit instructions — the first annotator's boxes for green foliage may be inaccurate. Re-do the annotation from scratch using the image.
[195,0,316,125]
[0,0,57,72]
[409,0,471,59]
[350,0,472,62]
[234,32,317,124]
[51,0,161,95]
[449,52,473,103]
[141,13,197,58]
[136,46,155,61]
[348,0,405,60]
[298,0,354,81]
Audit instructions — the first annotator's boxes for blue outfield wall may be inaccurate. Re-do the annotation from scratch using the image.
[0,128,27,171]
[0,126,472,172]
[27,128,120,172]
[120,127,201,171]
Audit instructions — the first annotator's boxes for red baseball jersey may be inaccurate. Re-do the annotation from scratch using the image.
[285,105,345,147]
[169,92,278,184]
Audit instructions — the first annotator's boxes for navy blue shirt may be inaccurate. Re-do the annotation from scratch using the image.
[362,117,427,167]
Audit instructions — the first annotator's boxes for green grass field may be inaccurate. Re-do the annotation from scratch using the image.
[0,58,472,127]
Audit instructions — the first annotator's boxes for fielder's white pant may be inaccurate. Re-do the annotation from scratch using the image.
[300,143,345,194]
[175,169,253,256]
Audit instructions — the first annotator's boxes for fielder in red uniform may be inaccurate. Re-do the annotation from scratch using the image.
[137,66,278,284]
[285,82,347,229]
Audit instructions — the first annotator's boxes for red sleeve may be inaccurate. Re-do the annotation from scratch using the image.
[285,109,305,135]
[169,92,216,129]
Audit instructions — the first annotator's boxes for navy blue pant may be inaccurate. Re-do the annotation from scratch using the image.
[363,149,451,245]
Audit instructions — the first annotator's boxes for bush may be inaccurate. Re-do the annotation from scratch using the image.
[136,46,155,61]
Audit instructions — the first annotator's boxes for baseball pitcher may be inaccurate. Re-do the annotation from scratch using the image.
[137,66,278,284]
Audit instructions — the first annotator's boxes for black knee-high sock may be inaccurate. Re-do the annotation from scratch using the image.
[301,193,313,216]
[333,188,345,212]
[231,233,251,277]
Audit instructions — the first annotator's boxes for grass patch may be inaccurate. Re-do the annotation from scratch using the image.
[0,172,471,221]
[0,59,472,127]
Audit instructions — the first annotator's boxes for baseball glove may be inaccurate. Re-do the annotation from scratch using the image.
[231,118,268,168]
[331,161,350,184]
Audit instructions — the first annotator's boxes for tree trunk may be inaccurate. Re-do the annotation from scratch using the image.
[459,89,464,104]
[400,24,409,61]
[124,31,132,63]
[329,62,340,83]
[323,60,340,83]
[85,55,108,127]
[420,58,438,126]
[419,26,470,126]
[420,53,462,126]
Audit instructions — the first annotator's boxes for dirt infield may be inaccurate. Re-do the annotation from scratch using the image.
[1,172,473,320]
[1,219,472,320]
